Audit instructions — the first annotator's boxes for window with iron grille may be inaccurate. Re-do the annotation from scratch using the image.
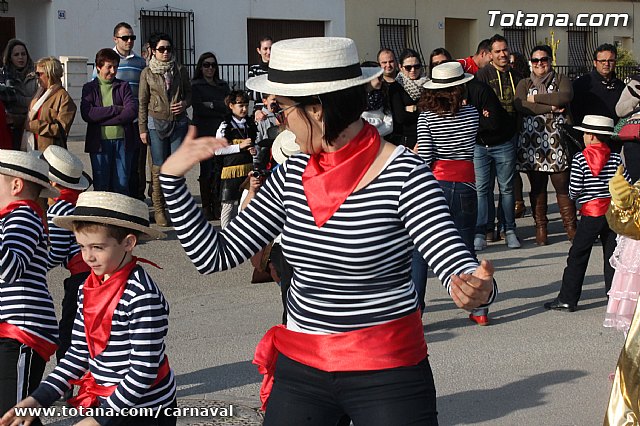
[502,27,536,57]
[567,28,598,69]
[139,6,196,76]
[379,18,424,65]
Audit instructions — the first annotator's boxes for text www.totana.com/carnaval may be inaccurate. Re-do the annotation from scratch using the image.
[13,404,235,418]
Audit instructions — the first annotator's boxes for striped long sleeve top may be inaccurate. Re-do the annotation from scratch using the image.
[31,265,175,425]
[569,151,624,206]
[416,105,479,168]
[0,206,58,345]
[46,199,80,270]
[160,146,496,334]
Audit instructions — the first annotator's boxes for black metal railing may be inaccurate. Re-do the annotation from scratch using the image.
[553,65,638,82]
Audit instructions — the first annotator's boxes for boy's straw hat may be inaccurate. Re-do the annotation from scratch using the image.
[423,62,474,90]
[573,115,615,136]
[42,145,91,191]
[0,149,59,198]
[53,191,165,240]
[271,130,301,165]
[246,37,383,97]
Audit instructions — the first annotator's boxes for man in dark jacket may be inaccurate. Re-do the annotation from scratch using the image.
[81,48,137,195]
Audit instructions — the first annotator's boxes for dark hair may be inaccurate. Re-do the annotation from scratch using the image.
[148,32,173,50]
[258,36,273,48]
[72,221,141,243]
[289,84,367,150]
[225,90,249,106]
[418,85,464,116]
[429,47,453,75]
[593,43,617,60]
[476,39,491,55]
[489,34,508,51]
[510,51,530,77]
[377,48,396,62]
[399,49,421,66]
[113,22,133,37]
[530,45,553,58]
[1,39,34,74]
[193,52,220,81]
[95,48,121,68]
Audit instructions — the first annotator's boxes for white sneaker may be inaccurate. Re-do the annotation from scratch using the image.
[505,230,521,248]
[474,235,487,251]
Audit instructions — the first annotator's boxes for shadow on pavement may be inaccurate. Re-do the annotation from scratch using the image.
[175,361,260,398]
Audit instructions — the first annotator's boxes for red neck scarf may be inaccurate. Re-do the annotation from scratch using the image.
[302,122,380,227]
[0,200,46,228]
[583,143,611,177]
[55,187,82,205]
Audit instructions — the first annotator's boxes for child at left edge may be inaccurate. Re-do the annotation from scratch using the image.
[0,191,177,426]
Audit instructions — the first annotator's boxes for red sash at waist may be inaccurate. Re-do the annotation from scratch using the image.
[67,252,91,275]
[252,310,427,411]
[580,197,611,217]
[68,356,171,408]
[0,323,58,361]
[431,160,475,182]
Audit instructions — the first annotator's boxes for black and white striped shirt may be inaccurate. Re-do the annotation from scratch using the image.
[569,151,623,206]
[31,265,175,423]
[160,146,496,334]
[416,105,479,167]
[46,199,81,270]
[0,206,58,345]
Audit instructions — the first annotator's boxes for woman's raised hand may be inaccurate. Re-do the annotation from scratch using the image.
[450,259,495,310]
[161,125,228,177]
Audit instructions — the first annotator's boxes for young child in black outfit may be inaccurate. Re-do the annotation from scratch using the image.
[215,90,257,228]
[545,115,629,312]
[2,192,176,426]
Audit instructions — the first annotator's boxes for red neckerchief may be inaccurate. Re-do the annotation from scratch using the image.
[55,188,82,205]
[0,200,46,229]
[582,142,611,177]
[302,122,380,227]
[253,310,427,411]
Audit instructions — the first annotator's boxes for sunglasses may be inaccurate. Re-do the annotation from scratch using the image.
[530,57,550,64]
[35,71,44,77]
[156,46,172,53]
[202,62,217,69]
[597,59,616,64]
[403,64,422,71]
[274,103,300,125]
[116,35,137,42]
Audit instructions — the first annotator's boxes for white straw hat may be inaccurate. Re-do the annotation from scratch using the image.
[423,62,474,90]
[271,130,301,165]
[0,149,59,198]
[53,191,165,240]
[246,37,383,97]
[573,115,615,136]
[42,146,91,191]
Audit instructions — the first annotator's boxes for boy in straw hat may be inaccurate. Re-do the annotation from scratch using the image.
[1,192,177,426]
[545,115,629,312]
[0,149,59,423]
[41,146,92,371]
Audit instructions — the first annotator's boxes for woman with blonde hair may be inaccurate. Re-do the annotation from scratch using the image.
[23,56,76,151]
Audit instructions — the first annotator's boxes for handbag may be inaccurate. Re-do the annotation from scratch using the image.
[154,118,176,139]
[557,123,584,166]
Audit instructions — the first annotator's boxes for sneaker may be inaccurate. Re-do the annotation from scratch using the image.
[505,230,521,248]
[474,235,487,252]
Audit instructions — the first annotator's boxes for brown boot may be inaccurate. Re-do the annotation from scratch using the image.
[151,165,169,227]
[530,193,548,245]
[557,194,577,242]
[515,200,526,219]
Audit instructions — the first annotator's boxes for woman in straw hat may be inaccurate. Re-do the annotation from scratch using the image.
[160,37,496,425]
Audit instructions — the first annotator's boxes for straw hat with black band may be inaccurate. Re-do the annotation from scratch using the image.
[271,130,301,165]
[246,37,383,97]
[423,62,474,90]
[42,145,92,191]
[573,115,615,136]
[53,191,165,240]
[0,149,59,198]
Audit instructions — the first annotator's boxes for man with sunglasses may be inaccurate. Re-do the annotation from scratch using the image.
[471,34,523,256]
[571,44,624,142]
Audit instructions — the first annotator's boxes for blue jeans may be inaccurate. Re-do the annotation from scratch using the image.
[90,138,133,195]
[474,139,516,235]
[148,121,188,166]
[411,180,477,311]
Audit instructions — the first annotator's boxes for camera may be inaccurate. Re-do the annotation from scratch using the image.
[270,102,281,114]
[252,168,269,179]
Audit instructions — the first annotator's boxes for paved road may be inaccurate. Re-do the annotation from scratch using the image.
[42,141,620,425]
